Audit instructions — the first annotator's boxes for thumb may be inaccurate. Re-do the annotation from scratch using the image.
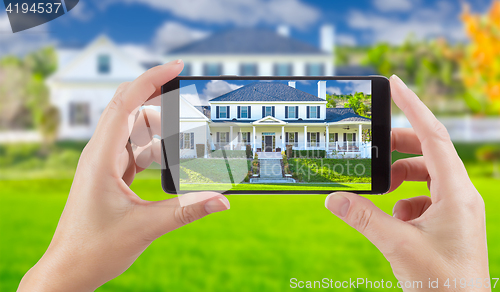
[325,192,410,255]
[138,192,230,240]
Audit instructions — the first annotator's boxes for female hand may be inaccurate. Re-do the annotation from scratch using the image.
[17,60,230,292]
[325,75,490,291]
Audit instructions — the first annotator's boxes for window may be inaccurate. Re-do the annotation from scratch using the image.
[310,106,317,118]
[306,63,324,76]
[308,132,319,147]
[240,63,257,76]
[179,63,191,76]
[287,132,298,143]
[97,55,110,74]
[69,102,90,126]
[265,106,273,117]
[329,133,339,142]
[241,106,248,118]
[179,132,194,149]
[204,63,222,75]
[345,133,356,141]
[219,106,227,119]
[288,106,296,118]
[239,132,251,143]
[219,132,228,143]
[274,63,292,76]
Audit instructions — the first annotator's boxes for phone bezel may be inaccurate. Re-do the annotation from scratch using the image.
[161,76,391,195]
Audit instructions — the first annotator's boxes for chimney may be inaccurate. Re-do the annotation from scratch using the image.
[320,24,334,53]
[288,81,296,88]
[318,81,326,100]
[277,25,290,38]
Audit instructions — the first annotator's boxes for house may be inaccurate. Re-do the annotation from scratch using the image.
[47,36,146,140]
[179,81,371,159]
[48,25,335,140]
[167,25,334,77]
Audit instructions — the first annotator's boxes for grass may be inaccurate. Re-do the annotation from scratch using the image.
[179,182,371,191]
[1,177,500,291]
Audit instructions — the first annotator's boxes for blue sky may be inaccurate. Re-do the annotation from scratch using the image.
[180,79,371,105]
[0,0,494,56]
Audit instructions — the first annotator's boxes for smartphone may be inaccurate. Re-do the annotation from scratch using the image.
[161,76,391,195]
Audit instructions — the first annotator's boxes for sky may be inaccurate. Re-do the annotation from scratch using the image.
[180,79,371,106]
[0,0,494,56]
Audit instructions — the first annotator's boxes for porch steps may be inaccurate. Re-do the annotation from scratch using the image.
[260,159,283,179]
[249,159,296,183]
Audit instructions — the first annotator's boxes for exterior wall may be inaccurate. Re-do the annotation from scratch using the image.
[209,103,326,121]
[164,55,333,77]
[180,120,209,158]
[49,84,118,140]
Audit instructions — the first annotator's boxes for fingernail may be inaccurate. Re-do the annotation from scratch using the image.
[205,196,230,214]
[390,74,408,89]
[175,59,182,64]
[325,193,350,218]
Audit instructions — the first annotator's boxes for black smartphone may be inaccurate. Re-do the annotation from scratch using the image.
[161,76,391,195]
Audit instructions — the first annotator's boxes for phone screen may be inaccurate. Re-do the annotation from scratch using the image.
[174,78,374,193]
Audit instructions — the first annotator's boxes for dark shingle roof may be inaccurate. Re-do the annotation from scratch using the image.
[169,29,326,55]
[209,82,325,102]
[325,108,371,123]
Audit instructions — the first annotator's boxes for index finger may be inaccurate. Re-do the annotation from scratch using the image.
[390,75,471,200]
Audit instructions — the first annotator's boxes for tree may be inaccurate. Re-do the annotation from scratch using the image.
[460,1,500,114]
[344,92,371,118]
[0,47,59,145]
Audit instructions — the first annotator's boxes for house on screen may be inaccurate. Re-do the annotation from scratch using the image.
[179,81,371,159]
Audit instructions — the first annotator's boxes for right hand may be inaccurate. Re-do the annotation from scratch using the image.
[325,75,490,291]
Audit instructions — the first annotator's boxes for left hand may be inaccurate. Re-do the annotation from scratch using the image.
[17,60,230,292]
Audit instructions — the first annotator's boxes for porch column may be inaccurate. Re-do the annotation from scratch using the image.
[281,126,285,151]
[230,126,233,150]
[304,125,307,150]
[253,126,256,153]
[325,125,329,152]
[358,124,362,148]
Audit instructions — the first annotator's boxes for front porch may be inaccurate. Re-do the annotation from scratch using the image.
[209,122,372,158]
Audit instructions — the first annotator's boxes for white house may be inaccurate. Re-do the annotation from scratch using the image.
[47,36,146,140]
[48,25,335,140]
[180,81,371,159]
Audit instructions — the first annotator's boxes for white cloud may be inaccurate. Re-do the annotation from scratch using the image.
[0,13,56,57]
[68,1,93,21]
[336,34,357,46]
[120,43,163,63]
[153,21,209,52]
[347,1,465,45]
[326,86,342,95]
[203,80,243,100]
[373,0,412,12]
[113,0,319,29]
[337,80,372,95]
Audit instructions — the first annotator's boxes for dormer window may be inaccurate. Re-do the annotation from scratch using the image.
[98,54,110,74]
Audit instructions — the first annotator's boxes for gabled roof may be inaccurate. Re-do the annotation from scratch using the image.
[325,108,371,123]
[169,29,326,55]
[209,82,325,102]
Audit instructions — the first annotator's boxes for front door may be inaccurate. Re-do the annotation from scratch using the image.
[264,136,273,152]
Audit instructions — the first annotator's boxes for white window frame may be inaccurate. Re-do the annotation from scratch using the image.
[288,106,296,118]
[219,106,227,119]
[265,106,272,117]
[310,106,317,119]
[241,106,248,119]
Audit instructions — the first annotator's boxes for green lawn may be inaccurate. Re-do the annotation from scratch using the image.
[180,182,371,191]
[1,177,499,291]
